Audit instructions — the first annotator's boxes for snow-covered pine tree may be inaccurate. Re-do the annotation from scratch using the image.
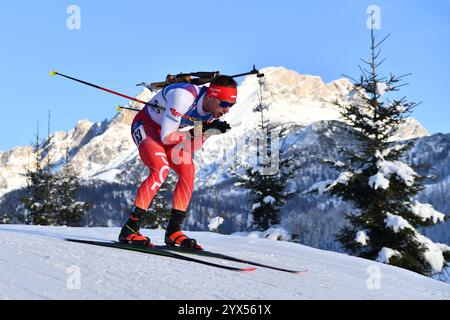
[312,25,449,276]
[21,123,55,225]
[232,77,299,232]
[54,147,93,226]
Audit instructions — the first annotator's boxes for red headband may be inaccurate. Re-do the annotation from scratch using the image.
[206,84,238,103]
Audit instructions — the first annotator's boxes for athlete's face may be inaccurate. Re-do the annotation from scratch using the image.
[203,96,231,118]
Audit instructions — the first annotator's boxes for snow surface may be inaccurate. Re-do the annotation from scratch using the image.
[233,227,293,242]
[0,225,449,300]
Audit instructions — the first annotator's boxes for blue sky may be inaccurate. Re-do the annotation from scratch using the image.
[0,0,449,151]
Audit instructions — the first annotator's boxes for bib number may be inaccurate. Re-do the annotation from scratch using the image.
[133,125,147,147]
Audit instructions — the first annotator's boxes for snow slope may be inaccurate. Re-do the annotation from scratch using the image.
[0,225,448,300]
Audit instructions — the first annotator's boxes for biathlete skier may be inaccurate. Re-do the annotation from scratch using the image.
[118,76,238,249]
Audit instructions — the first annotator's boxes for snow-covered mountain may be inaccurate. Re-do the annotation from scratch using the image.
[0,67,428,197]
[0,66,446,252]
[0,225,448,299]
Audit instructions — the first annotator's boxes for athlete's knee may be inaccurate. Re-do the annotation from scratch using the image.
[184,163,195,176]
[152,165,170,180]
[148,165,170,190]
[176,164,195,180]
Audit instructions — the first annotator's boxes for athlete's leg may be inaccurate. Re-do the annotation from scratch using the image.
[132,126,171,210]
[119,113,172,244]
[165,144,195,212]
[163,143,200,248]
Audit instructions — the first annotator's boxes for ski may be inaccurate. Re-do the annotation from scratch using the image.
[65,239,256,273]
[155,245,308,275]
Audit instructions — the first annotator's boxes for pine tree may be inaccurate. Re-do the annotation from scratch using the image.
[232,77,299,231]
[313,24,449,276]
[237,165,292,231]
[21,123,55,225]
[21,113,92,227]
[54,147,93,226]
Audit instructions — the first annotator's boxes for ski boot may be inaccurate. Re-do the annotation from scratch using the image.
[164,209,202,250]
[118,206,153,247]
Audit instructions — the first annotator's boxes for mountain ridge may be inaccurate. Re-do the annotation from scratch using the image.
[0,66,430,197]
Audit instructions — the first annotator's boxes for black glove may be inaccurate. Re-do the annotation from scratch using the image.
[202,120,231,134]
[190,120,231,138]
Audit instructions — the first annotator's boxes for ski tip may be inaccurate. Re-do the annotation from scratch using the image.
[293,270,309,275]
[239,267,257,272]
[49,70,57,77]
[117,105,123,112]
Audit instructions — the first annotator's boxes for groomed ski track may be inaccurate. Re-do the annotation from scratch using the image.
[0,225,449,300]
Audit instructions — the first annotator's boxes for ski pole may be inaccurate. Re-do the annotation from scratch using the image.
[50,70,152,106]
[50,70,201,122]
[116,105,141,112]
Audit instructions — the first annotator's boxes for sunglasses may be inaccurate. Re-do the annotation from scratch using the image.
[219,100,235,108]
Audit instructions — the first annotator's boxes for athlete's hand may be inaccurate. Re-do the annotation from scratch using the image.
[189,120,231,140]
[202,120,231,134]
